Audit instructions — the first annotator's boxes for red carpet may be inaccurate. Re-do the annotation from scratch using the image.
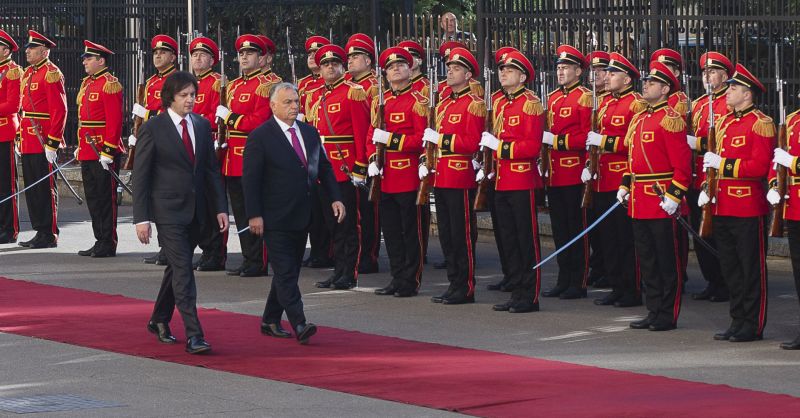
[0,276,798,417]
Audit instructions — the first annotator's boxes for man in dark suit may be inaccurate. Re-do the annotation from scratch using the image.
[133,71,229,354]
[243,82,345,345]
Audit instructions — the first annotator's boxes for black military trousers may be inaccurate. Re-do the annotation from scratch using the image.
[593,191,637,297]
[687,188,725,289]
[494,189,542,304]
[380,191,423,292]
[358,186,381,269]
[0,142,19,239]
[21,153,58,239]
[434,187,478,298]
[227,176,267,271]
[586,190,606,283]
[308,181,333,261]
[787,220,800,331]
[198,178,228,264]
[632,218,683,326]
[547,184,588,290]
[714,215,768,336]
[487,185,510,281]
[319,181,361,280]
[80,160,118,252]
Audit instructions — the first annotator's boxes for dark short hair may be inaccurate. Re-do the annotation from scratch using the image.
[161,71,198,109]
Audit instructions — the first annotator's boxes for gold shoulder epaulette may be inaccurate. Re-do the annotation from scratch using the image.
[786,108,800,126]
[412,91,429,118]
[753,111,776,138]
[212,78,221,93]
[370,96,380,128]
[523,91,544,116]
[45,67,63,84]
[103,75,123,94]
[660,108,687,133]
[468,97,487,118]
[672,99,688,116]
[630,97,647,114]
[469,81,484,97]
[347,83,368,101]
[577,88,593,108]
[5,66,21,81]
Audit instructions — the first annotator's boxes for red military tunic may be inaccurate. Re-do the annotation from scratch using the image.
[710,106,773,218]
[771,109,800,220]
[410,73,430,96]
[142,65,175,120]
[76,68,123,161]
[433,86,485,189]
[194,69,221,130]
[691,85,730,189]
[493,87,545,191]
[308,77,371,182]
[620,101,692,219]
[594,86,646,192]
[0,58,22,142]
[366,84,428,193]
[350,71,378,103]
[19,58,67,153]
[546,81,592,187]
[668,90,689,118]
[298,73,323,113]
[222,69,280,177]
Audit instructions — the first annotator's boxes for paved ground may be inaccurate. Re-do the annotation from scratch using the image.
[1,196,800,417]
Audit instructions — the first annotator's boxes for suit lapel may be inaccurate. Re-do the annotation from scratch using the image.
[163,112,192,169]
[300,123,318,177]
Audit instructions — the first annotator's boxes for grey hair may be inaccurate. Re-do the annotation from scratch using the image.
[269,82,299,101]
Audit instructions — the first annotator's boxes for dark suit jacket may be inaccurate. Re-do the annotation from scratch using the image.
[242,116,341,231]
[132,111,226,225]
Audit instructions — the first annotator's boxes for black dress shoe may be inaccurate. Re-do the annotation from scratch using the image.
[630,315,656,329]
[196,258,225,271]
[358,263,379,274]
[509,301,540,313]
[28,236,57,249]
[648,322,677,331]
[226,266,243,276]
[91,248,116,258]
[239,266,266,277]
[147,321,176,344]
[713,327,741,341]
[307,258,334,268]
[492,301,512,311]
[18,234,41,248]
[295,323,317,345]
[78,245,96,256]
[0,232,16,244]
[780,335,800,350]
[315,275,339,288]
[442,295,475,305]
[375,285,399,295]
[185,336,212,354]
[542,285,568,298]
[430,291,451,303]
[331,277,356,289]
[592,277,611,288]
[729,331,763,343]
[487,279,509,291]
[433,260,447,269]
[143,252,160,264]
[594,292,621,306]
[559,287,587,300]
[393,289,418,297]
[613,295,642,308]
[260,322,292,338]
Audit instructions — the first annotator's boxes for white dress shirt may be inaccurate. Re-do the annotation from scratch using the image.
[274,117,307,159]
[167,107,196,154]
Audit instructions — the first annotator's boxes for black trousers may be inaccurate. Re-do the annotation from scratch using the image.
[358,186,381,268]
[787,220,800,331]
[308,181,333,261]
[494,189,542,304]
[198,179,228,264]
[380,191,423,292]
[227,176,267,271]
[593,191,637,297]
[687,189,725,289]
[262,229,308,329]
[714,215,768,335]
[80,160,118,251]
[547,185,588,289]
[319,181,360,280]
[420,201,431,260]
[434,187,478,298]
[587,197,606,282]
[487,185,510,280]
[0,142,19,239]
[21,153,58,238]
[151,220,204,338]
[632,218,683,325]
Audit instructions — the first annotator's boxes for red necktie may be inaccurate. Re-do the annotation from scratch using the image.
[180,118,195,165]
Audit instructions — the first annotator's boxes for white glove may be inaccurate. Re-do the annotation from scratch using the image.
[131,103,147,118]
[581,167,593,183]
[44,148,57,164]
[14,143,21,157]
[215,105,231,121]
[616,188,629,204]
[352,177,366,188]
[372,128,391,145]
[686,135,698,150]
[99,154,113,171]
[418,164,429,179]
[479,132,500,150]
[767,188,782,205]
[471,158,481,171]
[213,140,220,151]
[586,131,603,148]
[697,190,711,207]
[368,161,382,177]
[127,134,137,147]
[542,131,555,146]
[773,148,794,169]
[660,198,679,216]
[422,128,439,145]
[296,113,305,122]
[73,147,79,159]
[703,152,722,170]
[476,168,485,182]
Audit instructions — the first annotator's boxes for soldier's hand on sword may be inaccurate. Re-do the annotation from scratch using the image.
[99,154,113,171]
[616,188,629,204]
[659,197,679,216]
[44,147,57,164]
[131,103,147,119]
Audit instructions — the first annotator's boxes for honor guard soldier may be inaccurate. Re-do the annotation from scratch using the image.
[188,36,228,271]
[540,45,592,299]
[700,64,772,342]
[133,34,178,265]
[436,41,483,101]
[0,30,21,244]
[367,47,427,297]
[397,40,430,96]
[585,53,646,307]
[307,44,371,290]
[686,52,732,302]
[422,46,486,305]
[76,40,123,257]
[651,48,689,117]
[18,30,67,249]
[478,50,545,313]
[298,36,329,118]
[345,34,381,274]
[619,61,692,332]
[216,34,278,277]
[772,98,800,350]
